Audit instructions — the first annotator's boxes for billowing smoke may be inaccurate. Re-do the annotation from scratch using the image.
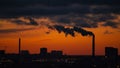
[73,26,94,36]
[48,25,94,37]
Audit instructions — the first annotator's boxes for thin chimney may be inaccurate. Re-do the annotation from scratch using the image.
[19,38,21,55]
[92,35,95,57]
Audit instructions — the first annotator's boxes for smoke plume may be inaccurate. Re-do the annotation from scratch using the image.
[48,25,94,37]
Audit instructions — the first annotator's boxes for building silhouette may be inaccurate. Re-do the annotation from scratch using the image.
[20,50,29,55]
[0,47,119,68]
[40,48,48,56]
[105,47,118,58]
[0,50,5,55]
[51,50,63,57]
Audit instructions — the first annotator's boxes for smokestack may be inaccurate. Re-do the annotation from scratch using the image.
[48,25,95,57]
[19,38,21,55]
[92,34,95,57]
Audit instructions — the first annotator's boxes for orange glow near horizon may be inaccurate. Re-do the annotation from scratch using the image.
[0,17,120,55]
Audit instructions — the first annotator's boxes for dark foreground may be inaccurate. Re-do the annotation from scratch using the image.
[0,55,120,68]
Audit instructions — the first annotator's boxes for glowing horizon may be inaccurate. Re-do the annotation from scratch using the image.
[0,16,120,55]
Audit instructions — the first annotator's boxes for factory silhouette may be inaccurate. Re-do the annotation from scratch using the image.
[0,37,120,68]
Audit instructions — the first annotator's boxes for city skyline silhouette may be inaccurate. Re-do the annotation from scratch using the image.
[0,46,119,68]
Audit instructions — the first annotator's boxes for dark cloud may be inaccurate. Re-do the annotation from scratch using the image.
[10,17,38,26]
[73,19,92,28]
[25,17,38,25]
[49,14,118,28]
[48,25,94,37]
[0,28,36,33]
[0,0,119,33]
[55,17,71,24]
[4,13,119,30]
[0,0,119,8]
[11,20,29,25]
[0,0,120,18]
[102,21,120,28]
[84,14,117,22]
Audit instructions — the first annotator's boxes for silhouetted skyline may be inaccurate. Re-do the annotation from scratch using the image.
[0,47,119,68]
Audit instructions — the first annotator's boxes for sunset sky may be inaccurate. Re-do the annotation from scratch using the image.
[0,0,120,55]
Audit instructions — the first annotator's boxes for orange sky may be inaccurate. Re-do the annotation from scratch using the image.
[0,16,120,55]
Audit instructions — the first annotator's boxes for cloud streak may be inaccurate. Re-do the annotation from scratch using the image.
[0,28,36,33]
[6,13,119,29]
[102,21,120,28]
[49,14,119,28]
[10,17,38,26]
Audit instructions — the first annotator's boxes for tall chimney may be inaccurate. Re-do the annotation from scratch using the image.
[92,35,95,57]
[19,38,21,55]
